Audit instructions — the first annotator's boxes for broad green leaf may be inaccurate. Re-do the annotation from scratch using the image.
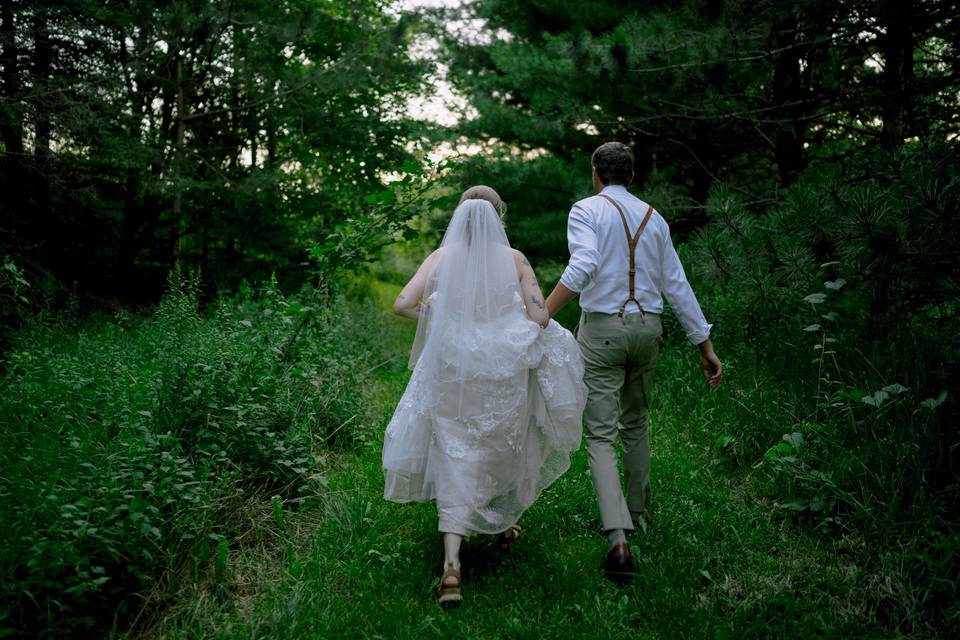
[920,391,947,410]
[824,279,846,290]
[881,383,909,395]
[782,432,804,450]
[861,390,889,407]
[764,441,793,459]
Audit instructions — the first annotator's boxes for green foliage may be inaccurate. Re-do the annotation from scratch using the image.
[0,273,389,637]
[0,255,30,349]
[309,158,455,291]
[1,0,958,636]
[437,0,958,230]
[0,0,432,303]
[676,143,960,631]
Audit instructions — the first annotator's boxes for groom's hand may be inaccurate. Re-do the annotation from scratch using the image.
[697,338,722,389]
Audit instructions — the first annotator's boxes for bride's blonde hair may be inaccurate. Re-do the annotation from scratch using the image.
[459,185,506,219]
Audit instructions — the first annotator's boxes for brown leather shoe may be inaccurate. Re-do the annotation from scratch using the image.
[603,542,635,584]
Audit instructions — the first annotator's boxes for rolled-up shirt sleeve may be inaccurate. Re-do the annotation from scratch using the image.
[660,222,713,345]
[559,203,601,293]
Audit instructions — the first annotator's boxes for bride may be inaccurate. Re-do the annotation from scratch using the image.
[384,185,587,606]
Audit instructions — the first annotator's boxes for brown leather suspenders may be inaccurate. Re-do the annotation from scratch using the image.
[599,194,654,317]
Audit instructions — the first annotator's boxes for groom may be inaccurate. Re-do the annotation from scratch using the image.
[545,141,722,582]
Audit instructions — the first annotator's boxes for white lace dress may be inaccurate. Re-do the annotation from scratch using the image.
[382,291,586,536]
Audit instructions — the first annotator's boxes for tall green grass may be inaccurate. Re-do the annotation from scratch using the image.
[0,275,390,638]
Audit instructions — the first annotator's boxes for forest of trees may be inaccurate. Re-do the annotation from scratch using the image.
[1,0,958,637]
[440,0,959,252]
[2,0,958,305]
[0,0,430,309]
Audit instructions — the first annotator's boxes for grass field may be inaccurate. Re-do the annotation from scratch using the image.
[136,281,902,639]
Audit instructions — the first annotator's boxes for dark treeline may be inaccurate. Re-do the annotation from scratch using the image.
[3,0,958,305]
[0,0,427,309]
[437,0,959,254]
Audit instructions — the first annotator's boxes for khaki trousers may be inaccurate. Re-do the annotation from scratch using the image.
[577,310,662,532]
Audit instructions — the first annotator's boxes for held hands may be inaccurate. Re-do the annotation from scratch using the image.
[697,338,723,389]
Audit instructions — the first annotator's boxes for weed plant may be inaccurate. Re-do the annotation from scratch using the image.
[0,274,388,638]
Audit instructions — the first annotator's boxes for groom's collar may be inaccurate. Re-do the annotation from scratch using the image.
[600,184,629,196]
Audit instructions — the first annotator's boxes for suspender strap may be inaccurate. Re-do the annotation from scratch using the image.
[599,194,654,317]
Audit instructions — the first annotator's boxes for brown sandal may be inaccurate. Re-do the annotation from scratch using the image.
[496,524,522,551]
[437,564,461,607]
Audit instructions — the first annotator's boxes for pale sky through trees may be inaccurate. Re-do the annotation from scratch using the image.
[396,0,468,126]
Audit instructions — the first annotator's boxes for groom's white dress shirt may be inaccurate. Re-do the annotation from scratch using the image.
[559,184,713,345]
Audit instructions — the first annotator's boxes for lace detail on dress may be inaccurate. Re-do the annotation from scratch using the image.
[436,314,541,380]
[383,316,586,536]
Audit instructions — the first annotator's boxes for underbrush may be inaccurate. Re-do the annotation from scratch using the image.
[0,276,387,638]
[672,143,960,634]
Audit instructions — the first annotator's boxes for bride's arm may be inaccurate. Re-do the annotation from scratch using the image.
[393,251,438,320]
[515,251,549,327]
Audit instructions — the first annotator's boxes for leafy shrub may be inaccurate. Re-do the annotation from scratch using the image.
[679,142,959,632]
[0,274,387,638]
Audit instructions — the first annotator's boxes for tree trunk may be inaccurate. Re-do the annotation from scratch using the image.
[171,54,185,268]
[772,13,806,186]
[249,109,258,170]
[265,112,276,170]
[28,10,53,281]
[880,0,914,150]
[689,121,714,219]
[0,1,23,239]
[0,0,23,156]
[32,11,52,159]
[117,168,142,298]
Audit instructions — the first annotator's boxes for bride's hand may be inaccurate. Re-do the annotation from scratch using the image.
[515,251,549,327]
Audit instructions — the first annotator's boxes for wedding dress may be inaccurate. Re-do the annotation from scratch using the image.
[382,199,586,536]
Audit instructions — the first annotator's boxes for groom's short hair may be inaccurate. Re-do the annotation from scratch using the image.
[592,142,634,185]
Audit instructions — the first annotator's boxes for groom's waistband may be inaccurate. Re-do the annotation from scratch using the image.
[581,309,661,320]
